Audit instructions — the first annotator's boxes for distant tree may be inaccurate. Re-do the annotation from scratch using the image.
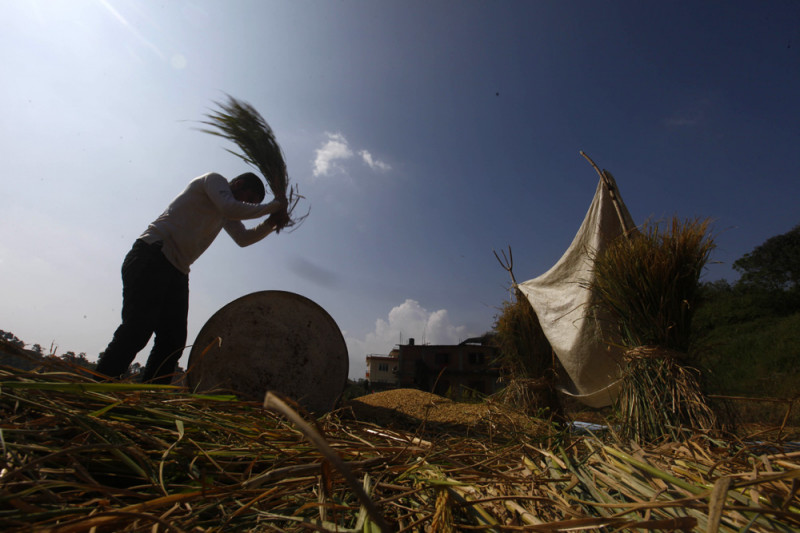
[341,378,370,401]
[0,330,24,347]
[733,224,800,293]
[696,225,800,329]
[124,362,143,379]
[61,351,95,370]
[694,279,766,330]
[701,278,733,294]
[31,344,43,356]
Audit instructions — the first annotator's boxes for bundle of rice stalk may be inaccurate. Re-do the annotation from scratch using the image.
[591,217,717,441]
[614,346,717,442]
[493,289,552,376]
[492,288,561,417]
[200,94,307,231]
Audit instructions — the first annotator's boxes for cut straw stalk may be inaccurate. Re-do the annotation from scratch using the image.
[0,381,177,392]
[263,392,391,533]
[3,367,799,531]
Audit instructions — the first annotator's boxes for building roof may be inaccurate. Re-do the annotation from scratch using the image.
[365,354,397,361]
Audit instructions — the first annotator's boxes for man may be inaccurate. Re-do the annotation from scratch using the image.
[96,171,287,383]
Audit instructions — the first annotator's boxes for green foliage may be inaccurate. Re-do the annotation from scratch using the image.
[694,221,800,399]
[0,329,24,347]
[695,311,800,397]
[734,223,800,293]
[341,379,371,401]
[693,310,800,427]
[692,224,800,426]
[59,351,95,370]
[0,334,42,371]
[694,280,800,334]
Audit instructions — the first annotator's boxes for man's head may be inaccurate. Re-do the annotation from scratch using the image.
[229,172,266,204]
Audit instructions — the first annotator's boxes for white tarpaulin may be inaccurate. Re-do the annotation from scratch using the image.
[517,175,635,408]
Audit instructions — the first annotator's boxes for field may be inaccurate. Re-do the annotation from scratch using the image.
[1,366,799,532]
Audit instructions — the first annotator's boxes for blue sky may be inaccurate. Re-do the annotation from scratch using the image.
[1,1,798,380]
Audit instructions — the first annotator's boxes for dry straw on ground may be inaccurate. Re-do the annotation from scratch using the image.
[1,367,799,532]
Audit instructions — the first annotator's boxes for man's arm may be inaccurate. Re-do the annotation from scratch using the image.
[222,217,279,247]
[204,173,282,220]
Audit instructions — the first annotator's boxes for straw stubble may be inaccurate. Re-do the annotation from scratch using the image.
[2,366,798,531]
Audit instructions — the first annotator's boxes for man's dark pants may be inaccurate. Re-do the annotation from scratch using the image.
[97,239,189,384]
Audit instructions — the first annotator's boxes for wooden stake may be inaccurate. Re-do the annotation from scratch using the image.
[579,151,633,239]
[493,246,518,287]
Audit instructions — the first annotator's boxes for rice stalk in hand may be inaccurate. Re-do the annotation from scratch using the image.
[199,94,307,231]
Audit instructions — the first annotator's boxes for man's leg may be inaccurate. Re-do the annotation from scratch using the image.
[97,241,165,379]
[141,264,189,384]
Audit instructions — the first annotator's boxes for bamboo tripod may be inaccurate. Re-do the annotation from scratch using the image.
[579,151,634,240]
[495,151,635,285]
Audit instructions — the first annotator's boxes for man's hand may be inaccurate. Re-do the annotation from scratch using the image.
[268,208,291,232]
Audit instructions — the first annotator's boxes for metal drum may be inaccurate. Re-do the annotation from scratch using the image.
[186,291,348,413]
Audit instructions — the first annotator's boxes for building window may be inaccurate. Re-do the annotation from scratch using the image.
[378,363,389,372]
[468,352,485,365]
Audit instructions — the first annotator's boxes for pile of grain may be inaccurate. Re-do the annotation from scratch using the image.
[344,388,550,437]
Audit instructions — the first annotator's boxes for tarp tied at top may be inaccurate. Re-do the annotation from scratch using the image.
[517,173,636,408]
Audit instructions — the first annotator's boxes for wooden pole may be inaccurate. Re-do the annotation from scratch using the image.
[579,151,633,239]
[493,246,519,289]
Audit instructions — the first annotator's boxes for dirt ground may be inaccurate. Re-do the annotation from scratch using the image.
[342,388,552,438]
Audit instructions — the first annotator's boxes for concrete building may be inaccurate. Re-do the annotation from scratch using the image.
[365,350,399,391]
[365,336,500,398]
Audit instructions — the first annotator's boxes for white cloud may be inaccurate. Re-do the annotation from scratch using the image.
[359,150,391,172]
[313,132,353,177]
[345,299,469,379]
[312,132,391,178]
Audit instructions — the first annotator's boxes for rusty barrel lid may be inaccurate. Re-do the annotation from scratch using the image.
[186,290,348,413]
